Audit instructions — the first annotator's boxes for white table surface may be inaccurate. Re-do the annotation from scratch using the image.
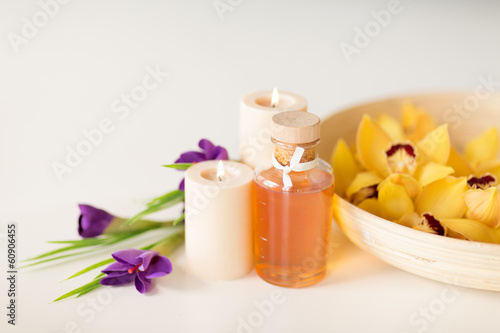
[1,1,500,332]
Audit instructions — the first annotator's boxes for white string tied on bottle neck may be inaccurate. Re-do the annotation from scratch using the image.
[272,146,318,189]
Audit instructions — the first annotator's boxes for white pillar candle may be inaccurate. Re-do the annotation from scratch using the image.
[185,160,254,280]
[239,89,307,169]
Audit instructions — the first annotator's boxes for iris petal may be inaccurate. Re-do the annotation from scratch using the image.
[415,176,468,219]
[112,249,145,265]
[440,218,500,244]
[134,272,152,294]
[145,256,173,278]
[464,187,500,228]
[331,139,362,197]
[465,127,499,167]
[356,115,392,178]
[101,273,135,286]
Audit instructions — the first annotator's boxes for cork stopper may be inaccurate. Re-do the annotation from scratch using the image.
[272,111,320,166]
[271,111,320,144]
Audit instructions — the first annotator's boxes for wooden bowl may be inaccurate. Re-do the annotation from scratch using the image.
[318,92,500,291]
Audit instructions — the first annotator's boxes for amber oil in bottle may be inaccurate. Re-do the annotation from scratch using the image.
[252,111,335,288]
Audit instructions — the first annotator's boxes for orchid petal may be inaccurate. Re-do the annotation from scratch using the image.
[464,187,500,228]
[401,102,436,142]
[376,113,405,141]
[476,160,500,181]
[356,115,392,178]
[378,181,414,221]
[357,198,383,218]
[331,139,362,197]
[447,147,473,177]
[415,176,468,219]
[416,162,455,187]
[440,218,500,244]
[346,171,382,201]
[412,213,446,236]
[465,127,499,167]
[398,212,421,228]
[378,173,421,198]
[417,124,450,165]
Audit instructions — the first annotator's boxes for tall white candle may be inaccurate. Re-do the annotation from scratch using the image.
[240,89,307,169]
[185,160,254,280]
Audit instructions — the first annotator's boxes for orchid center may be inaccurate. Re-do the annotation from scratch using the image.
[351,184,378,206]
[467,174,497,190]
[386,143,417,175]
[415,213,445,236]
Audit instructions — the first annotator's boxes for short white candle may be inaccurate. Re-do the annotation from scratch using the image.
[185,160,254,280]
[239,89,307,169]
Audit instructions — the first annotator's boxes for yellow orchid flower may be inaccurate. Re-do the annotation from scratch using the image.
[378,173,421,198]
[440,218,500,244]
[398,212,446,236]
[376,113,405,141]
[386,142,418,176]
[346,171,382,205]
[356,115,392,178]
[378,179,414,221]
[463,175,500,228]
[415,176,468,219]
[401,102,436,142]
[331,139,361,198]
[447,147,473,177]
[464,127,499,167]
[415,161,454,187]
[476,160,500,181]
[416,124,450,165]
[357,198,383,218]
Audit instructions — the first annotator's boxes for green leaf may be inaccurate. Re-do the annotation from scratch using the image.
[24,228,158,268]
[21,252,91,269]
[172,213,185,226]
[53,279,103,302]
[124,190,184,226]
[162,163,194,170]
[64,258,115,281]
[146,189,184,207]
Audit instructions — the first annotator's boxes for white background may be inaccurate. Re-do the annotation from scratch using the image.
[1,0,500,332]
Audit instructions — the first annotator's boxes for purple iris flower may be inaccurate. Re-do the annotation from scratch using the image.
[78,204,115,238]
[175,139,229,191]
[100,249,173,294]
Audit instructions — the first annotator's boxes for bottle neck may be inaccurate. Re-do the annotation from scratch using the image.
[272,138,319,166]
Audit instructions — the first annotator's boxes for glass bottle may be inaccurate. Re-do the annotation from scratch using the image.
[252,111,335,288]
